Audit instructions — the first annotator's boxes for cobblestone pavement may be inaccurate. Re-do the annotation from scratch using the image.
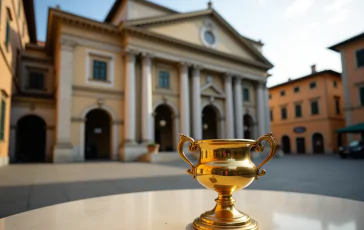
[0,154,363,218]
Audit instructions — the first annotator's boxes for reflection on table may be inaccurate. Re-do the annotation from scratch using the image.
[0,189,363,230]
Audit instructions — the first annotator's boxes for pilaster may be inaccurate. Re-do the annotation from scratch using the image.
[53,38,76,163]
[141,52,153,143]
[233,76,243,138]
[179,62,190,136]
[192,65,202,140]
[224,73,234,139]
[124,49,137,143]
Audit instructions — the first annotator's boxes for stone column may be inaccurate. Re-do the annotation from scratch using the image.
[53,38,76,163]
[341,52,353,143]
[264,86,271,134]
[224,73,234,139]
[179,62,190,136]
[257,81,266,136]
[192,65,202,140]
[141,53,153,143]
[124,50,137,143]
[233,77,243,138]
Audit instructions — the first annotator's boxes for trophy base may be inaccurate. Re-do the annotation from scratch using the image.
[192,214,258,230]
[192,194,259,230]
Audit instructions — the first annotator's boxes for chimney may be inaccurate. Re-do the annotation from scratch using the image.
[208,1,213,9]
[56,5,61,10]
[311,64,316,74]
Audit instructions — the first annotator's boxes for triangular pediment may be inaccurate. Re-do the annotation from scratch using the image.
[201,82,224,97]
[125,9,271,66]
[106,0,178,26]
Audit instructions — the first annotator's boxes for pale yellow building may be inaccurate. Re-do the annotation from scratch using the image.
[0,0,36,166]
[5,0,274,164]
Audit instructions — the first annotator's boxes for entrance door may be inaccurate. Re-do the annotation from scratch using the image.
[154,105,174,151]
[243,114,254,139]
[16,115,46,162]
[202,105,218,139]
[281,135,291,154]
[312,133,324,154]
[296,137,306,154]
[85,109,111,160]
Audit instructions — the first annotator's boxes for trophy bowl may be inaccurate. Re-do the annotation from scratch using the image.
[177,133,276,230]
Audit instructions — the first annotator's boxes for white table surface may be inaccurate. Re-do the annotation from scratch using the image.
[0,189,363,230]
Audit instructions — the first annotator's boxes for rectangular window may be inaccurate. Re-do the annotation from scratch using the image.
[294,86,300,93]
[5,19,10,49]
[270,110,273,121]
[359,86,364,106]
[92,60,107,81]
[243,88,250,102]
[310,82,316,89]
[356,49,364,68]
[333,81,337,88]
[158,70,170,88]
[280,90,285,96]
[0,94,6,140]
[335,97,340,114]
[311,101,319,115]
[28,71,44,90]
[295,104,302,118]
[281,107,287,120]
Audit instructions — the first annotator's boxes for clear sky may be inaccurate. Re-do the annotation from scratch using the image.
[34,0,364,87]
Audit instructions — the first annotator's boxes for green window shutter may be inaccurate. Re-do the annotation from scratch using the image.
[356,49,364,67]
[311,101,319,115]
[5,19,10,48]
[281,107,287,120]
[360,87,364,106]
[243,88,249,101]
[295,104,302,117]
[0,100,6,140]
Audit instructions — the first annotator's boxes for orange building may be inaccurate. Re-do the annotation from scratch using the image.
[268,66,345,154]
[329,32,364,142]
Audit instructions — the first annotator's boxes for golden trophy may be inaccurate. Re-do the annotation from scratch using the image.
[177,133,276,230]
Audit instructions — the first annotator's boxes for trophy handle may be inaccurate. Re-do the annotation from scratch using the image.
[177,134,199,178]
[253,132,276,180]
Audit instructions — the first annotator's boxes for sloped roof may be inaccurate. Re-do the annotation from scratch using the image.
[23,0,37,43]
[269,70,341,90]
[124,9,272,67]
[104,0,178,23]
[328,31,364,52]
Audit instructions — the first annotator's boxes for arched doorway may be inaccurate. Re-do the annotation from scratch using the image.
[243,114,254,139]
[16,115,46,162]
[85,109,111,160]
[312,133,324,154]
[154,105,174,151]
[202,105,218,139]
[281,135,291,154]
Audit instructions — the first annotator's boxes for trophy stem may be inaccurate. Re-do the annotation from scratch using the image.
[193,193,259,230]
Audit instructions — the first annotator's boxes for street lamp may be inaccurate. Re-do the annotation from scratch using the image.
[203,123,208,130]
[159,119,166,127]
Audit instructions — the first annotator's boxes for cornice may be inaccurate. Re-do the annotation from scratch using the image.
[50,9,120,36]
[126,45,267,83]
[72,85,124,98]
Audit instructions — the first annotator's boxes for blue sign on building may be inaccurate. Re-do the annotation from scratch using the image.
[293,127,306,133]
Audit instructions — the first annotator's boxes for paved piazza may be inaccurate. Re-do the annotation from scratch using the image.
[0,155,363,218]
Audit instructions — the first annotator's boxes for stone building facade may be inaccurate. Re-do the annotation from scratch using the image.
[6,0,273,163]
